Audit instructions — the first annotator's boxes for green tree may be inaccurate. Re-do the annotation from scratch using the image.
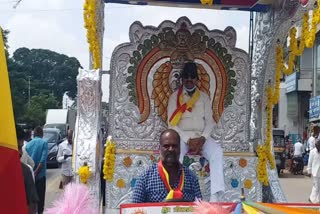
[23,94,59,127]
[7,47,82,126]
[0,27,10,59]
[11,47,81,103]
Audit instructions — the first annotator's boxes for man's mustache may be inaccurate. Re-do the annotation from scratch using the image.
[165,152,177,160]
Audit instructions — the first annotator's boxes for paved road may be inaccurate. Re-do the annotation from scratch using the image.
[279,170,313,203]
[45,168,62,210]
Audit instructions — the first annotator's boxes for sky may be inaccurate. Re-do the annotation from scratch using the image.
[0,0,250,102]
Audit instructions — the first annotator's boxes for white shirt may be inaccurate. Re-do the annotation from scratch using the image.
[57,140,73,176]
[307,148,320,177]
[20,145,35,168]
[308,136,316,152]
[293,142,304,157]
[168,88,214,143]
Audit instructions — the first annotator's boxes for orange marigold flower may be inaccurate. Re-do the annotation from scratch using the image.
[123,156,132,167]
[239,158,247,168]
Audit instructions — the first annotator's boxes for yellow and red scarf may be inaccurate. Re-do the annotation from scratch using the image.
[169,87,200,126]
[158,161,184,200]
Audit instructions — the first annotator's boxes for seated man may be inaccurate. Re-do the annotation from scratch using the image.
[168,62,225,201]
[132,129,202,203]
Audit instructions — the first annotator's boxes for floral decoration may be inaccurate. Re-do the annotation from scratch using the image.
[231,179,239,188]
[200,0,213,5]
[244,179,253,189]
[103,137,116,182]
[78,163,91,184]
[239,158,247,168]
[83,0,101,69]
[150,155,155,161]
[116,178,126,188]
[258,0,320,186]
[123,156,132,167]
[130,178,137,188]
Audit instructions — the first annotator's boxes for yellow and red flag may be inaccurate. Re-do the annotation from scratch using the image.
[0,29,28,213]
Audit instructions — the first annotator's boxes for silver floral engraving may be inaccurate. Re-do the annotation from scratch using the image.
[105,155,261,208]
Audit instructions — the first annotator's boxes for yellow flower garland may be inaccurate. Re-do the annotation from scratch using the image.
[83,0,101,69]
[258,0,320,185]
[200,0,214,5]
[103,137,116,182]
[78,163,91,184]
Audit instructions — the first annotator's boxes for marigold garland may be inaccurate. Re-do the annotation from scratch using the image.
[200,0,214,5]
[103,137,116,182]
[78,163,91,184]
[258,0,320,186]
[83,0,101,69]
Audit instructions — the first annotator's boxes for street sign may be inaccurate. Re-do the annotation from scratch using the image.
[285,72,298,93]
[309,95,320,122]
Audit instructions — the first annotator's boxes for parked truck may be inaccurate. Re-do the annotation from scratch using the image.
[44,109,76,138]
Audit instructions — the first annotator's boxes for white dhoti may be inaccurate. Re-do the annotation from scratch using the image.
[179,137,225,199]
[310,176,320,203]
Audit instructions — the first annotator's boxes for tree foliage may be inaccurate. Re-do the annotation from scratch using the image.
[0,27,10,59]
[7,46,82,127]
[24,94,59,127]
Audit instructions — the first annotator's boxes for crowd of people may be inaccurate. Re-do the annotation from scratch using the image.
[18,126,74,214]
[284,131,320,203]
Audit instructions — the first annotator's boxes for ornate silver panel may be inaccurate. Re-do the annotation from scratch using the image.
[73,68,103,207]
[108,17,251,152]
[105,155,261,209]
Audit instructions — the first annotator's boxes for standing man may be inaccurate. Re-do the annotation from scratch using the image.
[17,126,39,214]
[26,126,48,214]
[57,129,74,187]
[132,129,202,203]
[307,133,316,153]
[307,139,320,203]
[17,128,35,169]
[167,62,225,202]
[293,140,304,175]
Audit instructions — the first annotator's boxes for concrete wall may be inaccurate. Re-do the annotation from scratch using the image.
[278,82,298,136]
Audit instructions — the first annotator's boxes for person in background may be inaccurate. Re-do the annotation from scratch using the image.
[26,126,48,214]
[24,129,33,144]
[293,140,304,175]
[303,127,308,144]
[307,133,316,153]
[57,129,74,187]
[307,139,320,203]
[17,126,39,213]
[18,128,35,169]
[132,129,202,203]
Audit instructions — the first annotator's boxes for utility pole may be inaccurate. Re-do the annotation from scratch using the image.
[28,76,31,107]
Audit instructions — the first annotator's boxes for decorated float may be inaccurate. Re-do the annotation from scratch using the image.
[72,0,320,213]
